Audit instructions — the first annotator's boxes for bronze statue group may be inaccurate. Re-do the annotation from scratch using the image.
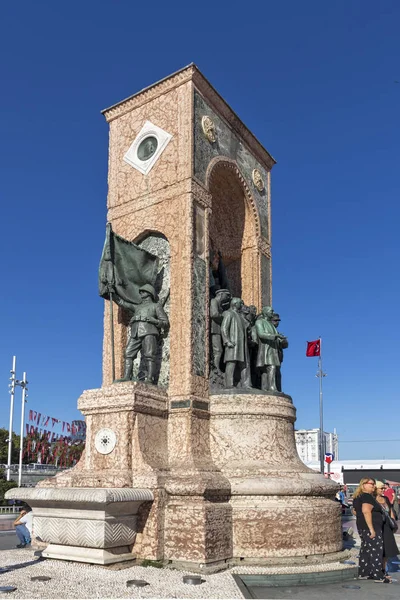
[210,288,288,391]
[112,249,288,391]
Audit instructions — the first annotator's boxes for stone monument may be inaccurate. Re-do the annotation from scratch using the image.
[7,64,342,569]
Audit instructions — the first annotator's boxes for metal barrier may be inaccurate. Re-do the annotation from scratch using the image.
[0,507,19,514]
[1,464,69,472]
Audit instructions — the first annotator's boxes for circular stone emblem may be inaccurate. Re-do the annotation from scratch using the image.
[201,116,217,143]
[137,135,158,161]
[252,168,265,192]
[95,428,117,455]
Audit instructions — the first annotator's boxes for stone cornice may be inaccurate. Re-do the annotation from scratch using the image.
[191,178,212,209]
[5,487,154,503]
[107,177,213,221]
[101,64,276,172]
[78,382,168,417]
[107,179,191,221]
[102,64,197,123]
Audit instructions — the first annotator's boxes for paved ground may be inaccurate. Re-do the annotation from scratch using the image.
[241,578,400,599]
[0,519,399,599]
[0,531,17,550]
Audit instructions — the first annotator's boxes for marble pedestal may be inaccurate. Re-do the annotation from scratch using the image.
[5,487,153,565]
[208,393,342,560]
[6,386,342,569]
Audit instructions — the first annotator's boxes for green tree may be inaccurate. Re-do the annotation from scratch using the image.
[0,475,18,502]
[0,428,20,464]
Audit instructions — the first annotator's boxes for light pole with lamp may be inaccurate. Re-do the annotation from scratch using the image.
[17,373,28,487]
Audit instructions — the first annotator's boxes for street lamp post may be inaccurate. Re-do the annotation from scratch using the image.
[6,356,17,482]
[17,373,28,487]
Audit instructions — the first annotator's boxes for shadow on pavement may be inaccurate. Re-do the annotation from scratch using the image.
[0,556,44,574]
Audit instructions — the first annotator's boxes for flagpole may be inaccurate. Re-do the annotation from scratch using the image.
[6,356,17,481]
[109,290,116,382]
[105,223,116,383]
[317,337,326,475]
[18,372,28,487]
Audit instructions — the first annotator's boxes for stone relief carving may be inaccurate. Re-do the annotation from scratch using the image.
[252,168,265,192]
[201,115,217,143]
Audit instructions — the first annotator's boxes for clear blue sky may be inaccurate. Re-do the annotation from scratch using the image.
[1,1,399,460]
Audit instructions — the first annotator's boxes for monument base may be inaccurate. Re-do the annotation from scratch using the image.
[6,389,342,568]
[5,487,153,566]
[209,393,342,559]
[42,544,135,565]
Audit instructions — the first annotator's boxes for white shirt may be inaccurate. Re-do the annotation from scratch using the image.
[18,512,33,535]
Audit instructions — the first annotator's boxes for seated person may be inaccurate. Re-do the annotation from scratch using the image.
[13,505,32,548]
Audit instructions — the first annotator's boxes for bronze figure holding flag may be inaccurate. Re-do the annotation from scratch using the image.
[99,223,169,384]
[114,284,169,383]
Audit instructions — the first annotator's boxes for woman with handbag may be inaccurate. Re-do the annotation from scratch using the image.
[375,481,399,576]
[353,477,390,583]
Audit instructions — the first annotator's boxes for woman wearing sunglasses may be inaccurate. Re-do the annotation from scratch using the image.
[353,477,390,583]
[374,480,399,577]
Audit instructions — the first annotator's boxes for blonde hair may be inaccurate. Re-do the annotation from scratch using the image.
[375,480,384,489]
[353,477,376,499]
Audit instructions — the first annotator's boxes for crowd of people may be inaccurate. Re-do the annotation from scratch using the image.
[352,478,399,583]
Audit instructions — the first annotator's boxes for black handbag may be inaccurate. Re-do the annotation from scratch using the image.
[380,504,398,532]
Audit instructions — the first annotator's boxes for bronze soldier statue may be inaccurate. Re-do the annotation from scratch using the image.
[242,304,259,388]
[271,312,288,392]
[210,288,232,371]
[114,284,169,384]
[221,297,251,389]
[255,306,286,392]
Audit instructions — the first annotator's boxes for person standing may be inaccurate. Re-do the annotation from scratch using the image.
[353,478,389,583]
[13,505,32,548]
[375,481,399,577]
[383,480,398,519]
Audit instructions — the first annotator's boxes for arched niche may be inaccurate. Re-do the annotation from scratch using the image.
[207,159,261,307]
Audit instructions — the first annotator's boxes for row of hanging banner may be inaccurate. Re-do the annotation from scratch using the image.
[23,432,85,467]
[23,412,86,467]
[27,410,86,436]
[25,425,76,443]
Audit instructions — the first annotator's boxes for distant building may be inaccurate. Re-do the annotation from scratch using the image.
[295,428,339,464]
[302,459,400,487]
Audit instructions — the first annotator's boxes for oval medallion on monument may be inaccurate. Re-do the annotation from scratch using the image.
[94,428,117,455]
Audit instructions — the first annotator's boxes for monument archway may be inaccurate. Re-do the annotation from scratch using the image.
[8,66,342,572]
[207,158,261,308]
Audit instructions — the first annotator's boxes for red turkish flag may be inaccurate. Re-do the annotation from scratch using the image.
[306,339,320,357]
